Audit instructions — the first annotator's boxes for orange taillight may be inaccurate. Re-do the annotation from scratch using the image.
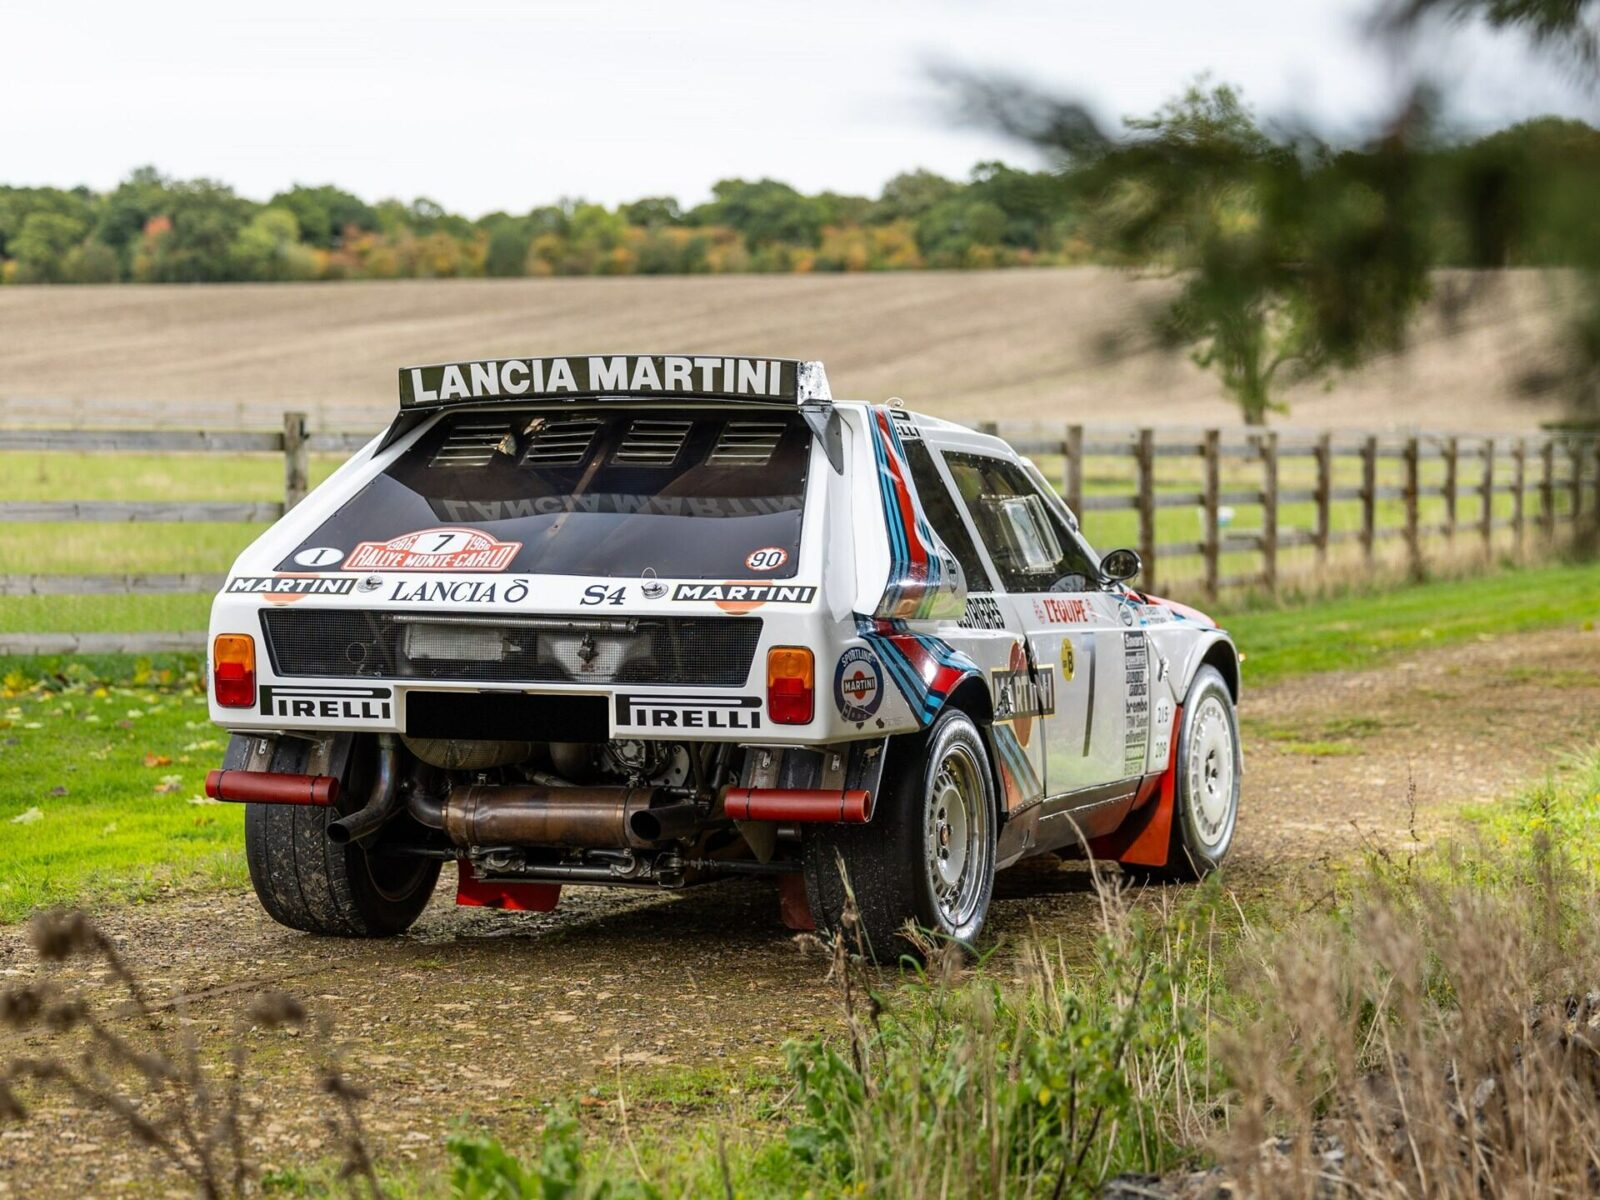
[766,646,814,725]
[213,634,256,709]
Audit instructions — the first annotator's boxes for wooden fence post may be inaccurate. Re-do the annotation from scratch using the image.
[1313,431,1331,569]
[1443,435,1458,548]
[1512,438,1526,558]
[1571,439,1585,525]
[1136,427,1156,592]
[283,411,309,511]
[1541,439,1557,540]
[1403,436,1423,581]
[1360,435,1378,567]
[1479,437,1494,559]
[1064,424,1084,518]
[1261,431,1279,596]
[1202,429,1220,601]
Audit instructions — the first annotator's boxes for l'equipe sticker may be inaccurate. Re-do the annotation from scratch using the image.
[745,546,788,572]
[834,647,884,724]
[343,527,521,572]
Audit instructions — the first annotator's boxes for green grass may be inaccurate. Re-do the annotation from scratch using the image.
[0,665,244,922]
[1220,559,1600,684]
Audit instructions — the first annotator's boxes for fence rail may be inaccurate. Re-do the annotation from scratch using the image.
[1,411,1597,656]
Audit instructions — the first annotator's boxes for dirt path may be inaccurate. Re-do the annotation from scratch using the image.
[2,625,1598,1195]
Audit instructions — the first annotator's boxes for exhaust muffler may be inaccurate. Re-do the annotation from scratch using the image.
[433,784,695,850]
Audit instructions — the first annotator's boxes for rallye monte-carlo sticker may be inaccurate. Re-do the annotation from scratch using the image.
[343,527,521,572]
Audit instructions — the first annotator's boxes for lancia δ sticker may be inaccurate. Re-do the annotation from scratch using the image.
[744,546,788,572]
[834,648,884,724]
[343,527,520,572]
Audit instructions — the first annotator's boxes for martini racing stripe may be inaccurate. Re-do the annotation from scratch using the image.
[855,615,977,727]
[868,407,946,621]
[988,721,1043,810]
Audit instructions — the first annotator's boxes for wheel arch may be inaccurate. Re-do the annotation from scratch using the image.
[1191,635,1241,702]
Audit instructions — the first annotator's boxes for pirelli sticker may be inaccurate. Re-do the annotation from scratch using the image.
[400,355,812,409]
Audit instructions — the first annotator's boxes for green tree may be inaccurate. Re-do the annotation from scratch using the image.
[268,184,376,248]
[231,207,315,280]
[690,178,829,248]
[619,196,682,227]
[12,212,87,282]
[872,170,960,222]
[484,224,530,277]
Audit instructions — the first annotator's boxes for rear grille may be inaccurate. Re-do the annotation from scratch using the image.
[259,609,762,687]
[520,416,601,466]
[428,419,514,468]
[615,418,691,465]
[709,420,786,465]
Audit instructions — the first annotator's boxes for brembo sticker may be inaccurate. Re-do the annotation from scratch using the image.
[834,647,884,724]
[343,527,520,572]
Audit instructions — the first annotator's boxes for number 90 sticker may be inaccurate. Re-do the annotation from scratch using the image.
[745,546,788,572]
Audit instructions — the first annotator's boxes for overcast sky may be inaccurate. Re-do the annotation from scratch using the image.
[3,0,1593,215]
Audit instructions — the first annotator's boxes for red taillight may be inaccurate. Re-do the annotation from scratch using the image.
[213,634,256,708]
[767,646,814,725]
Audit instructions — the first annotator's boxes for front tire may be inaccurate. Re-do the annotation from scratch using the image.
[1162,665,1241,879]
[232,734,440,937]
[803,708,997,961]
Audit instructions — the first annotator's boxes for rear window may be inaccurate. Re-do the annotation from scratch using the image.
[281,408,812,579]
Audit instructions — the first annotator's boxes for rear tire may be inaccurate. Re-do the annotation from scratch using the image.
[802,708,997,962]
[232,734,440,937]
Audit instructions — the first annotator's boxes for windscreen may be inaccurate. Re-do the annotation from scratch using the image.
[280,407,812,579]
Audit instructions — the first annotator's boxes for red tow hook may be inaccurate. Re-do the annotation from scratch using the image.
[204,770,340,807]
[722,787,872,823]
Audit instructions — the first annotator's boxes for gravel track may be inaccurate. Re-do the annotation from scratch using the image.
[2,624,1597,1195]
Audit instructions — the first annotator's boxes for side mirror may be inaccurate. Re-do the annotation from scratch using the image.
[1100,547,1141,583]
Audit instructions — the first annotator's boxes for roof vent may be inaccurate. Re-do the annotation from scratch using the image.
[520,416,602,467]
[708,420,786,466]
[429,420,516,468]
[615,419,692,466]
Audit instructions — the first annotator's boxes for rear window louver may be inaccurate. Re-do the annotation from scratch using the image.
[708,420,786,466]
[520,417,602,467]
[428,420,516,468]
[615,418,692,465]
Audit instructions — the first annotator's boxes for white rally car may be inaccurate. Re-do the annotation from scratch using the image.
[206,355,1241,957]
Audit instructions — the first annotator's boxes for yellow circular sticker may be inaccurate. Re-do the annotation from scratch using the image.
[1061,639,1075,682]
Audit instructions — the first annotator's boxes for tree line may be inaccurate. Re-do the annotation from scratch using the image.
[2,113,1595,289]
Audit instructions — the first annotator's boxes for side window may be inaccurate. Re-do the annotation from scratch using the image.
[902,440,994,591]
[944,453,1099,594]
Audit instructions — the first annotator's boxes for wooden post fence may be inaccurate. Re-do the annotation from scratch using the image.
[1479,438,1494,559]
[1064,424,1084,518]
[1512,438,1527,558]
[283,411,309,510]
[1443,435,1459,547]
[1361,435,1379,566]
[1403,436,1423,581]
[1202,429,1221,601]
[1260,431,1279,594]
[1136,427,1156,592]
[1313,431,1332,570]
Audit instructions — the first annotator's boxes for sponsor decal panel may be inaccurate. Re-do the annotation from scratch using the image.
[228,575,355,597]
[991,641,1054,747]
[614,694,762,731]
[344,527,520,573]
[834,647,884,724]
[259,684,393,722]
[1123,631,1150,775]
[1151,697,1175,768]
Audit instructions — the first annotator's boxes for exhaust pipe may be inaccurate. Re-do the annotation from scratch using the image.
[206,769,339,807]
[326,735,403,846]
[442,784,670,849]
[722,787,873,823]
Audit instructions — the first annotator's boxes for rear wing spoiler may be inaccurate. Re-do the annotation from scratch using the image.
[399,355,830,409]
[379,354,842,468]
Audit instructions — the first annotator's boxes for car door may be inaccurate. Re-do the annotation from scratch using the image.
[940,452,1135,803]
